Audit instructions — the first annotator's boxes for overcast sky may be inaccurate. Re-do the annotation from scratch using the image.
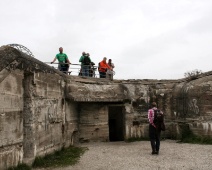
[1,0,212,80]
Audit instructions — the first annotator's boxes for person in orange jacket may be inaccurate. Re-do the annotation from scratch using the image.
[98,57,112,78]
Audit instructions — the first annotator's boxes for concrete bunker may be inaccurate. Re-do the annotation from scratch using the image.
[2,45,212,169]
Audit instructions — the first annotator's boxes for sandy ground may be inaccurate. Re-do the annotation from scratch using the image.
[35,140,212,170]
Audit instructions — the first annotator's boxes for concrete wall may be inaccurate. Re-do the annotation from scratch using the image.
[0,46,79,169]
[172,76,212,137]
[78,103,109,142]
[0,70,23,169]
[23,72,66,163]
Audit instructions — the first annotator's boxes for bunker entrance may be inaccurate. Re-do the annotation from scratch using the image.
[108,106,125,141]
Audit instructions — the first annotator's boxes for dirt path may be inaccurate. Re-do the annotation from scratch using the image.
[36,140,212,170]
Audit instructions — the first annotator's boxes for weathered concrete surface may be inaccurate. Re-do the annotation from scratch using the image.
[78,103,109,142]
[0,46,77,169]
[1,45,212,169]
[66,82,126,102]
[0,68,24,169]
[172,76,212,138]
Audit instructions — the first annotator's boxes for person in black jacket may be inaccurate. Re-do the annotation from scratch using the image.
[79,52,91,77]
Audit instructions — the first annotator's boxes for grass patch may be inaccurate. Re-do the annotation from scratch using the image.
[179,125,212,144]
[7,163,31,170]
[32,145,88,168]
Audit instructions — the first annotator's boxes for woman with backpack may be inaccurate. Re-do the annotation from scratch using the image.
[148,102,165,155]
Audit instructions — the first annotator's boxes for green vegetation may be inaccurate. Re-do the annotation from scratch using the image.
[184,69,203,79]
[7,163,31,170]
[180,125,212,144]
[32,146,88,168]
[7,146,87,170]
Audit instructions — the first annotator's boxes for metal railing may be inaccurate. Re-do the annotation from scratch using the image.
[45,62,115,79]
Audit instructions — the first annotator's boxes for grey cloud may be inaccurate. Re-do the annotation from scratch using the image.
[1,0,212,80]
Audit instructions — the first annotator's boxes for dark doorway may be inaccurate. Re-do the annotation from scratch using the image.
[108,106,124,141]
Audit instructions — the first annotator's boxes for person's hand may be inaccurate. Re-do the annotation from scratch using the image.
[51,62,53,64]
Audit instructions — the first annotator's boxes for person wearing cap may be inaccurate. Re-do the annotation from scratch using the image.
[98,57,112,78]
[148,102,164,155]
[51,47,71,74]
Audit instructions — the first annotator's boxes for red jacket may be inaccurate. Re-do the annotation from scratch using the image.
[99,61,111,73]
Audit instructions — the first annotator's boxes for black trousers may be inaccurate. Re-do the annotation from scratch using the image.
[149,124,161,152]
[99,71,106,78]
[59,65,69,74]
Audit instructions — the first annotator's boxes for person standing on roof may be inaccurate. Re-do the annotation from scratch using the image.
[79,52,92,77]
[107,59,115,80]
[98,57,112,78]
[51,47,71,74]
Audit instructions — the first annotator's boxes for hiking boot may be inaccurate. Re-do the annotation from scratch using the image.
[155,151,159,155]
[151,151,157,155]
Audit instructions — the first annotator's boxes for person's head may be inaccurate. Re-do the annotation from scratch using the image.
[151,102,157,108]
[59,47,63,53]
[103,57,107,63]
[82,51,86,56]
[87,53,90,56]
[108,59,112,63]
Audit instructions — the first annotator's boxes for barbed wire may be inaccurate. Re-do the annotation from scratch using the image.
[7,44,35,57]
